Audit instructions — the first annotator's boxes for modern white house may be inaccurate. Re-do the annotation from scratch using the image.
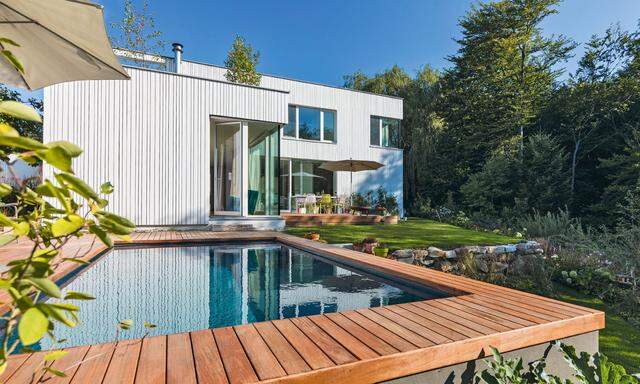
[43,44,403,229]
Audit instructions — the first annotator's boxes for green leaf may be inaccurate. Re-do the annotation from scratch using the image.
[47,141,83,158]
[143,321,157,329]
[62,257,89,265]
[48,302,80,311]
[36,147,73,173]
[44,350,68,361]
[100,182,114,194]
[0,183,12,197]
[56,173,103,204]
[27,278,62,298]
[43,367,67,377]
[0,233,17,246]
[51,214,84,237]
[0,212,16,227]
[11,221,30,236]
[63,291,95,301]
[118,319,132,330]
[88,224,112,247]
[1,50,24,74]
[0,123,18,137]
[18,308,49,346]
[0,135,47,151]
[99,217,133,236]
[0,101,41,122]
[98,212,135,229]
[0,37,20,47]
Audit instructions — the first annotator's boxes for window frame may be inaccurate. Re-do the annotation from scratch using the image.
[370,115,401,149]
[282,105,337,143]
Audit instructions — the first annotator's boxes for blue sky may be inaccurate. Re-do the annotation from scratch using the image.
[15,0,640,100]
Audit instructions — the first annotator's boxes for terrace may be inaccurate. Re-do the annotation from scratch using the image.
[0,231,603,384]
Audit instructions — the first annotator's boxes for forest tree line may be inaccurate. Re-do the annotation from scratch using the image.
[345,0,640,228]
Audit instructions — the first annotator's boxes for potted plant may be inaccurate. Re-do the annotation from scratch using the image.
[352,240,364,252]
[383,211,399,225]
[373,243,389,257]
[304,231,320,241]
[362,237,379,254]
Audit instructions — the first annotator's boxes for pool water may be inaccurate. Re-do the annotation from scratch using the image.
[41,243,447,349]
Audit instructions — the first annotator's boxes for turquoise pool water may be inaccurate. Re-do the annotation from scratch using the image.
[41,242,446,349]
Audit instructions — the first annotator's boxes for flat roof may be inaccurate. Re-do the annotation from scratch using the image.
[184,59,405,101]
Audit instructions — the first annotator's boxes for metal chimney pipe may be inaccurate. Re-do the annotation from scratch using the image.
[172,42,183,73]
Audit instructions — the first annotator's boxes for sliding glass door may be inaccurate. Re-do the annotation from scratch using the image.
[213,122,242,215]
[248,123,280,216]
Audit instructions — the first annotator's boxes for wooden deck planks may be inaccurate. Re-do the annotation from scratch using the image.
[212,327,258,384]
[102,339,142,384]
[190,330,228,384]
[252,322,310,375]
[135,336,167,384]
[234,325,286,380]
[270,319,334,370]
[167,333,197,384]
[69,342,116,384]
[0,231,605,384]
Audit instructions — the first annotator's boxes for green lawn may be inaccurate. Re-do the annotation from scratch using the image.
[285,217,519,249]
[285,218,639,372]
[554,285,640,373]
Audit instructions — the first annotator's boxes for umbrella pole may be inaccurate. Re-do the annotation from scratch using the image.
[350,170,353,209]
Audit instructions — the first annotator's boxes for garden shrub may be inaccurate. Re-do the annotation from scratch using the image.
[477,342,639,384]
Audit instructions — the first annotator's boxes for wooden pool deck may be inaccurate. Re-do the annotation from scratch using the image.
[0,231,604,384]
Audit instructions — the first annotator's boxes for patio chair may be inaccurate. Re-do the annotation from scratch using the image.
[319,194,333,214]
[304,194,317,214]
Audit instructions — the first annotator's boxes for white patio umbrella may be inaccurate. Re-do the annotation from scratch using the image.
[319,159,384,206]
[0,0,129,90]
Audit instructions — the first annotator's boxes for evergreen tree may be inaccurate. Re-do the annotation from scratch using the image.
[224,36,261,86]
[438,0,574,172]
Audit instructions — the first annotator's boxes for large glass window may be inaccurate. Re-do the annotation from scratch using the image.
[284,105,336,143]
[370,117,380,146]
[283,105,296,137]
[280,159,334,211]
[371,116,401,148]
[323,111,336,142]
[298,107,321,140]
[248,123,280,215]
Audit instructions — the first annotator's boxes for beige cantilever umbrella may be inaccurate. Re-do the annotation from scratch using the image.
[319,159,384,206]
[0,0,129,90]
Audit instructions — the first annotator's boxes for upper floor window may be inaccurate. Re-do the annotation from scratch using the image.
[370,116,401,148]
[283,105,336,143]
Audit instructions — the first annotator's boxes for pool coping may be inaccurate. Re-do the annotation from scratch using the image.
[0,231,605,384]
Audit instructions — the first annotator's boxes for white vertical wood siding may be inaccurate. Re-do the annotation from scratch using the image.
[181,61,405,213]
[44,67,288,225]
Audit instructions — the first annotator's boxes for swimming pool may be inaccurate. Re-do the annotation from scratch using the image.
[41,242,448,349]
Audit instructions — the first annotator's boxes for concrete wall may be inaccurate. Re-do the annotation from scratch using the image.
[384,331,599,384]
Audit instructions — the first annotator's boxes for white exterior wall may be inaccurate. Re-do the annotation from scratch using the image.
[44,67,288,225]
[182,61,405,213]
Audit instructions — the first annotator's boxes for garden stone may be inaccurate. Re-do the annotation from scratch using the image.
[428,246,447,258]
[392,249,415,264]
[491,261,509,273]
[439,261,453,273]
[392,249,414,259]
[478,259,489,274]
[417,258,434,267]
[414,249,429,260]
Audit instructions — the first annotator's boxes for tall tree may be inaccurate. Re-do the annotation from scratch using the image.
[438,0,574,172]
[344,66,451,209]
[109,0,165,68]
[224,36,261,86]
